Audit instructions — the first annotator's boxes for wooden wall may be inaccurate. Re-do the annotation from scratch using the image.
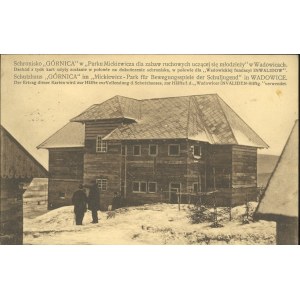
[207,145,232,189]
[125,140,189,205]
[49,148,84,179]
[84,142,122,210]
[232,145,257,188]
[0,178,24,244]
[48,148,83,209]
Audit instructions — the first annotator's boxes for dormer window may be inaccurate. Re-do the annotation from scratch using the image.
[96,135,107,153]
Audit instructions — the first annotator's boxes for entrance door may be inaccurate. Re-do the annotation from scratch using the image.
[169,183,181,203]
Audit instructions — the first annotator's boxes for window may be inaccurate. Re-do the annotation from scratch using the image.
[132,181,147,193]
[59,192,66,199]
[121,145,127,155]
[192,183,198,193]
[193,145,201,157]
[96,179,107,191]
[133,145,141,156]
[96,136,107,153]
[140,182,147,193]
[148,182,157,193]
[168,144,180,156]
[149,144,158,156]
[132,182,140,192]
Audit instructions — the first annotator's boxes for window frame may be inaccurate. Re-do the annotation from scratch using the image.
[168,144,180,156]
[148,182,157,193]
[96,178,108,191]
[133,145,141,156]
[193,145,201,157]
[96,135,107,153]
[132,181,148,193]
[140,182,147,193]
[149,144,158,156]
[132,181,140,193]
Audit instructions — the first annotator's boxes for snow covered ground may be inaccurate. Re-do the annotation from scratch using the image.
[23,203,276,245]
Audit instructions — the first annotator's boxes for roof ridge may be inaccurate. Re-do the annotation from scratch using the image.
[115,95,124,117]
[215,95,238,144]
[141,93,218,101]
[191,96,215,143]
[70,104,98,122]
[218,95,269,148]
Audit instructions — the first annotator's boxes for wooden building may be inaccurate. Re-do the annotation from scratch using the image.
[0,126,48,244]
[255,120,298,245]
[37,122,84,209]
[39,94,268,210]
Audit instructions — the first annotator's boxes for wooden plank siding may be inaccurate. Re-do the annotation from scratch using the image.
[49,148,84,179]
[48,148,84,209]
[124,140,189,205]
[232,145,257,188]
[0,179,23,244]
[48,178,82,209]
[231,145,257,205]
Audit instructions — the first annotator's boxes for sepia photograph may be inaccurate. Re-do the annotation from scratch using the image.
[1,54,298,245]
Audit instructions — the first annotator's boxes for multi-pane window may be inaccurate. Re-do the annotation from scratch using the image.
[149,144,158,156]
[168,144,180,156]
[96,179,107,191]
[148,182,157,193]
[133,145,141,156]
[193,145,201,157]
[96,135,107,153]
[132,181,157,193]
[132,181,146,193]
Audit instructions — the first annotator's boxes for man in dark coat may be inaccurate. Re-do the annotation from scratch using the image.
[88,182,100,223]
[72,184,87,225]
[112,192,121,210]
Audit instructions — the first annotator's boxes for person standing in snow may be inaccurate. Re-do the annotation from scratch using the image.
[88,182,100,223]
[112,191,121,210]
[72,184,87,225]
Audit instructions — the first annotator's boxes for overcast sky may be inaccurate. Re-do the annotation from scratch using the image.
[1,55,298,169]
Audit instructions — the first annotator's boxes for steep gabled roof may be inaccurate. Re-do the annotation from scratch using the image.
[255,120,298,220]
[37,122,85,149]
[70,95,141,122]
[101,94,268,148]
[1,126,48,178]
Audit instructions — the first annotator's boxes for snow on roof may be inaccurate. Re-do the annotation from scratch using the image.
[70,95,141,122]
[101,94,268,147]
[255,120,298,220]
[1,126,48,178]
[41,94,268,148]
[37,122,85,149]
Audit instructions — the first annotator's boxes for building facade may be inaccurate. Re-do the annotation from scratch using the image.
[0,126,48,244]
[39,94,268,210]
